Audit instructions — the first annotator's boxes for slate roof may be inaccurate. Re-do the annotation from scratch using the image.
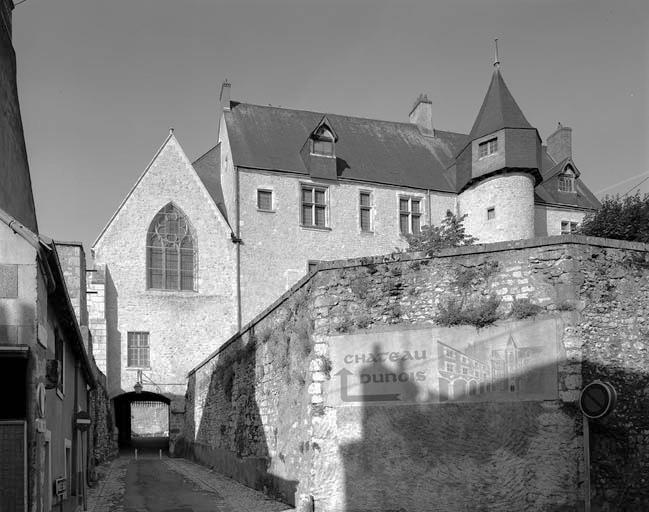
[224,102,459,192]
[469,69,534,140]
[536,157,601,210]
[222,89,599,211]
[193,144,228,220]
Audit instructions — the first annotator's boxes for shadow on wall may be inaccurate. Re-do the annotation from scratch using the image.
[177,323,649,512]
[179,336,299,506]
[338,345,649,512]
[104,267,121,395]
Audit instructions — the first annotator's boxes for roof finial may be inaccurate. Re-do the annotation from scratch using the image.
[169,127,174,135]
[494,38,501,70]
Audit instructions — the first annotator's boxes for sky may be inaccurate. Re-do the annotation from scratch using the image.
[12,0,649,252]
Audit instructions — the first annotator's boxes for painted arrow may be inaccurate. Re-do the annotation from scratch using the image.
[334,368,401,402]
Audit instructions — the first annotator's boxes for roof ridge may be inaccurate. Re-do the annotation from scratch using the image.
[231,100,427,129]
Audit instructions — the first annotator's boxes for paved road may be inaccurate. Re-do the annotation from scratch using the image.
[87,457,293,512]
[124,460,226,511]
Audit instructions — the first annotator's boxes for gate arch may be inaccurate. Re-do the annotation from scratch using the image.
[113,391,170,453]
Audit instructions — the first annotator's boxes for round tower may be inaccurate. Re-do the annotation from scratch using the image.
[455,59,541,244]
[459,172,535,243]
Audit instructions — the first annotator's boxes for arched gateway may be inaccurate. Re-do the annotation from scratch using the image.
[113,391,171,454]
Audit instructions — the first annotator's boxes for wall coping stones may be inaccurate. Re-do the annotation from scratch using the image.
[187,235,649,376]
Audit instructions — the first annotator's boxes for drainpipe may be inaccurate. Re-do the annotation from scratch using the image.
[235,165,242,330]
[427,189,432,226]
[73,360,79,503]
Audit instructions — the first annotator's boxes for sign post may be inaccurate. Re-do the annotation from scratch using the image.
[74,411,91,431]
[579,381,617,512]
[55,477,66,512]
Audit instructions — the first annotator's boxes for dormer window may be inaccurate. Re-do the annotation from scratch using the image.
[558,167,576,193]
[311,126,335,157]
[478,138,498,158]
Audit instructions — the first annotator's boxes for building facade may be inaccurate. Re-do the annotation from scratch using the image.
[0,4,114,509]
[90,61,600,444]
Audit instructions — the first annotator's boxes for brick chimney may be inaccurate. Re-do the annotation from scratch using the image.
[547,122,572,163]
[409,93,433,134]
[220,79,231,111]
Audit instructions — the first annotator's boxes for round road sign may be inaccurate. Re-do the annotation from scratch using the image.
[579,381,617,419]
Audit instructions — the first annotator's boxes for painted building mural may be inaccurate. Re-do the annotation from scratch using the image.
[328,317,560,406]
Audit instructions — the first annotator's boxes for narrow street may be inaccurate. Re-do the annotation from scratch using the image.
[87,456,293,512]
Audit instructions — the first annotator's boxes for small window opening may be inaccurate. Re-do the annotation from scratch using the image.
[487,207,495,220]
[257,189,273,211]
[478,138,498,158]
[359,192,372,232]
[558,168,576,193]
[312,126,335,157]
[561,221,579,234]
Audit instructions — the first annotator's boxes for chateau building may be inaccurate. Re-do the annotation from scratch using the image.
[89,60,600,428]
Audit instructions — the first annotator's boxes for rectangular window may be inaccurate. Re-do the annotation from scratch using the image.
[561,221,579,234]
[312,139,334,156]
[558,172,576,193]
[479,138,498,158]
[446,363,455,373]
[127,332,150,368]
[55,332,64,395]
[487,207,495,220]
[399,197,422,234]
[301,186,328,228]
[257,189,273,211]
[359,192,372,232]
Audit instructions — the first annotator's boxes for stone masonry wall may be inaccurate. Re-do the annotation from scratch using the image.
[89,367,118,469]
[92,135,238,397]
[237,167,457,325]
[182,236,649,512]
[87,267,107,373]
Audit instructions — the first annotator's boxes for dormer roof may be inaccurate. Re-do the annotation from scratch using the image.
[536,156,601,210]
[469,69,533,140]
[541,157,581,180]
[311,115,338,142]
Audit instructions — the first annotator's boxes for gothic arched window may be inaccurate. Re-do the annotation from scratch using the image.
[146,204,196,291]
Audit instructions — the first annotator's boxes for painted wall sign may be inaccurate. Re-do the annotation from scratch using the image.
[327,317,561,406]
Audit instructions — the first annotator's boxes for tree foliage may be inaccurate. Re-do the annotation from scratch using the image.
[404,210,477,256]
[579,193,649,243]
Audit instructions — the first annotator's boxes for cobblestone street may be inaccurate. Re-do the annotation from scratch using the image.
[87,456,293,512]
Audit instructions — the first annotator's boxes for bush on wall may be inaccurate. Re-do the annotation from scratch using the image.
[404,210,477,256]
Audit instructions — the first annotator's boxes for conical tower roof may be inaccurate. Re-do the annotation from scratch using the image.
[469,69,533,140]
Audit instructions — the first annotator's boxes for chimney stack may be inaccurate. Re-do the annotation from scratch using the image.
[547,122,572,163]
[220,79,231,111]
[409,94,433,134]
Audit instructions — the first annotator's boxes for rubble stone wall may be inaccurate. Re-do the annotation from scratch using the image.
[182,235,649,512]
